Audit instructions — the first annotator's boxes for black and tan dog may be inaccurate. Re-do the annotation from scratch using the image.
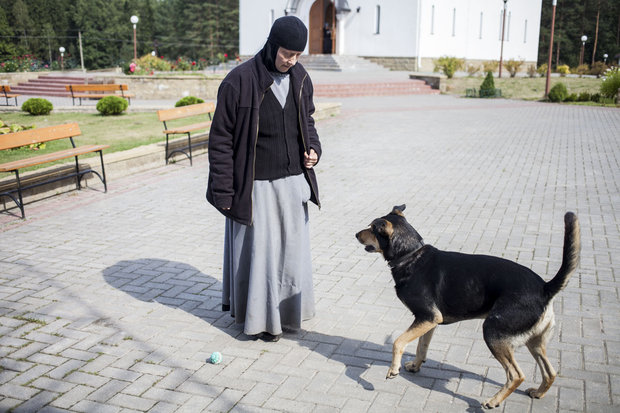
[355,205,580,408]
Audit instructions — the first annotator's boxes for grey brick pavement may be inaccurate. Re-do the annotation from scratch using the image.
[1,94,619,412]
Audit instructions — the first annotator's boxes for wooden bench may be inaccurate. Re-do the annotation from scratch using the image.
[1,85,20,106]
[0,123,109,218]
[157,102,215,166]
[65,84,134,106]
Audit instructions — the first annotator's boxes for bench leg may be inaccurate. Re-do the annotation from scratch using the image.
[99,151,108,193]
[165,134,170,165]
[187,132,193,166]
[6,170,26,219]
[74,156,82,190]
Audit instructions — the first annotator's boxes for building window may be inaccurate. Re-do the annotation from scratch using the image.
[374,5,381,34]
[507,11,511,41]
[270,9,275,25]
[431,5,435,35]
[452,8,456,36]
[498,10,503,40]
[524,19,528,43]
[479,12,483,39]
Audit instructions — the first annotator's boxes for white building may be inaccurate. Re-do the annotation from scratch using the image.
[240,0,542,72]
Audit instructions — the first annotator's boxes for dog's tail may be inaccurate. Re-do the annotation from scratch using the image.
[545,212,580,299]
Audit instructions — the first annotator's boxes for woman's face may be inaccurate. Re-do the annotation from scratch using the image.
[275,47,302,72]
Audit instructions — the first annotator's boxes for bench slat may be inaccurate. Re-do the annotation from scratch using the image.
[157,102,215,121]
[163,121,213,134]
[0,145,109,172]
[0,123,81,151]
[65,84,129,92]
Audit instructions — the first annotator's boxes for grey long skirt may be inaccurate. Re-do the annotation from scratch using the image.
[222,173,315,336]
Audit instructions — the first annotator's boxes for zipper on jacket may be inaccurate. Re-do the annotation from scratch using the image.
[250,92,267,225]
[298,73,321,209]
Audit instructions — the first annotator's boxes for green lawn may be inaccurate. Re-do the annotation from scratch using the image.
[443,76,605,100]
[0,111,210,174]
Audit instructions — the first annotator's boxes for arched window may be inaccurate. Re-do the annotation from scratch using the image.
[374,5,381,34]
[451,8,456,37]
[479,12,483,39]
[431,5,435,35]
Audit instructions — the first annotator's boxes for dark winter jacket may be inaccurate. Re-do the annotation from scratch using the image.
[206,52,322,226]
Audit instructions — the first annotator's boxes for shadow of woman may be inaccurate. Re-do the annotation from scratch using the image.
[103,258,502,410]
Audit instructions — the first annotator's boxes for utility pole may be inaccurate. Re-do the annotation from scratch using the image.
[78,31,85,72]
[545,0,558,98]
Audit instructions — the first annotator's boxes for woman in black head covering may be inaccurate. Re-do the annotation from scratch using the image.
[207,16,322,342]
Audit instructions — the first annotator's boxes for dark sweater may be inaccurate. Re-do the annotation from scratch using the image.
[255,87,303,180]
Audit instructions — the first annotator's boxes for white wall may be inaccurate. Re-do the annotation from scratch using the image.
[239,0,542,62]
[239,0,287,56]
[339,1,419,56]
[419,0,541,62]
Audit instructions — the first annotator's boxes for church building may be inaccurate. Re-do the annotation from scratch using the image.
[239,0,543,72]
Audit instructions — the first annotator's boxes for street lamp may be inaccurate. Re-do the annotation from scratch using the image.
[59,46,65,71]
[579,35,587,66]
[130,15,139,60]
[603,53,608,65]
[544,0,557,98]
[499,0,508,78]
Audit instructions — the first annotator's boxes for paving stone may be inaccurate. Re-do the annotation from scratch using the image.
[0,92,618,412]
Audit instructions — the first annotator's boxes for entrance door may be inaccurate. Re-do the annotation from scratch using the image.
[309,0,336,54]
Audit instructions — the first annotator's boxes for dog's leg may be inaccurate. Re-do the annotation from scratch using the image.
[405,327,436,373]
[525,322,557,399]
[482,341,525,409]
[387,320,437,379]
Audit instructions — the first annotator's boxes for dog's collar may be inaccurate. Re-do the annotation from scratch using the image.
[388,242,426,269]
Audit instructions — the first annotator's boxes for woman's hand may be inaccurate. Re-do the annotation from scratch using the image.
[304,149,318,169]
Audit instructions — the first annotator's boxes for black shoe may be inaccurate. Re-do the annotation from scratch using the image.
[260,332,281,342]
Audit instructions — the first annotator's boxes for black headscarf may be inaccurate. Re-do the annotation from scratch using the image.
[260,16,308,74]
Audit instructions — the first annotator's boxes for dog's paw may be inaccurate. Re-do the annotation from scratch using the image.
[481,398,500,409]
[386,367,400,379]
[526,387,545,399]
[404,360,422,373]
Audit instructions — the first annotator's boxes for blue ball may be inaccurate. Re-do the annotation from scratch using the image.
[209,351,222,364]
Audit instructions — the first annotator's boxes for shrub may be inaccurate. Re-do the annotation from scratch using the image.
[433,56,464,79]
[556,64,570,76]
[537,63,548,77]
[565,93,578,102]
[600,67,620,99]
[527,64,537,78]
[480,71,495,91]
[96,96,129,115]
[548,82,568,102]
[21,98,53,115]
[590,92,601,102]
[482,60,499,73]
[574,64,589,77]
[577,92,591,102]
[504,58,525,77]
[175,96,205,107]
[466,64,480,77]
[589,62,607,78]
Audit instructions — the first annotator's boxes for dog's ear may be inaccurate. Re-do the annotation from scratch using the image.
[392,204,406,216]
[374,219,394,238]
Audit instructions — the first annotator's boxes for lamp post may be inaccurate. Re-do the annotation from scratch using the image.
[499,0,508,78]
[603,53,608,65]
[579,35,587,66]
[59,46,65,71]
[545,0,557,98]
[131,15,139,60]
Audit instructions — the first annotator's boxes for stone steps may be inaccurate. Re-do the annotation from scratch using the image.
[11,75,93,97]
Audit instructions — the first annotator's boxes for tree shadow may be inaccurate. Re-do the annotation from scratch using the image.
[103,258,508,411]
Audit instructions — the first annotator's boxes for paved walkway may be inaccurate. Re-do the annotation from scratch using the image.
[1,93,619,412]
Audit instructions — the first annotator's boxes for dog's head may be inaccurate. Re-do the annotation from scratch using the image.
[355,204,424,261]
